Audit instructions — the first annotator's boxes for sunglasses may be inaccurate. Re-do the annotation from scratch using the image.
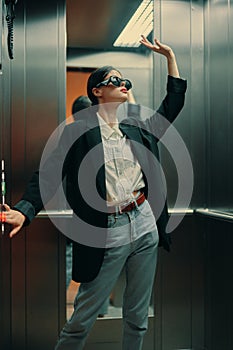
[95,75,132,90]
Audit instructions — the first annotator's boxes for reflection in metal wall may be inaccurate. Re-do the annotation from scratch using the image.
[0,1,66,349]
[154,0,206,210]
[202,1,233,349]
[153,1,233,349]
[204,0,233,211]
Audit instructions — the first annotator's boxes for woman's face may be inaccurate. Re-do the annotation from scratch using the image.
[94,70,129,105]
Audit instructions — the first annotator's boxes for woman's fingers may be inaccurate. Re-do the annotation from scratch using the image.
[2,203,11,211]
[9,225,22,238]
[0,203,25,238]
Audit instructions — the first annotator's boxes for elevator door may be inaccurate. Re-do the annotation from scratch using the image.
[65,63,155,349]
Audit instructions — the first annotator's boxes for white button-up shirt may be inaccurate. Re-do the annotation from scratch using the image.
[97,113,145,206]
[97,113,157,248]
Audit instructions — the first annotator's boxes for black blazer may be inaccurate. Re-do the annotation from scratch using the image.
[14,75,187,282]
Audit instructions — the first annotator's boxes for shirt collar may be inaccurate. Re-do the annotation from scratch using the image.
[97,112,123,140]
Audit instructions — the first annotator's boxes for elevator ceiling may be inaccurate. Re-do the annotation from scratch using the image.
[66,0,143,50]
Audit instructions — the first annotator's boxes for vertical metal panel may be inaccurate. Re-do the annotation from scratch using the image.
[154,215,205,350]
[26,219,66,350]
[229,0,233,211]
[10,1,27,348]
[205,0,233,210]
[163,0,206,206]
[153,1,206,350]
[0,0,2,72]
[203,7,233,350]
[153,0,233,349]
[161,217,193,350]
[154,1,206,210]
[0,1,14,348]
[0,236,11,349]
[189,0,206,208]
[204,218,233,350]
[23,1,66,348]
[0,0,66,349]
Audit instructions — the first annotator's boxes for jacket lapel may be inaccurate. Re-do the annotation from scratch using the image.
[84,110,106,200]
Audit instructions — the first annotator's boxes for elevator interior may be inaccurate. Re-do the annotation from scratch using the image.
[0,0,233,349]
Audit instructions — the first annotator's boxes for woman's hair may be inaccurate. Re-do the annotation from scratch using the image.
[87,65,120,105]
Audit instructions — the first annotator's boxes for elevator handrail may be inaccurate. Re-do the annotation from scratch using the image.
[195,208,233,221]
[37,208,233,222]
[36,208,194,218]
[37,209,73,218]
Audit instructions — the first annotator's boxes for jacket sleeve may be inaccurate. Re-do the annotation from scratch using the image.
[157,75,187,121]
[145,75,187,141]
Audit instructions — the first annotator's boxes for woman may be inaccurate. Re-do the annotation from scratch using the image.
[2,36,187,350]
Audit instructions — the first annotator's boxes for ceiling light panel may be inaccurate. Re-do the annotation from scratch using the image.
[113,0,153,48]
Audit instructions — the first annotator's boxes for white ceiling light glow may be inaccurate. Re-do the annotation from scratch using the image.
[113,0,153,48]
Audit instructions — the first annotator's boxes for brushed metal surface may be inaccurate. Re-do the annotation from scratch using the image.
[0,0,233,349]
[0,1,66,349]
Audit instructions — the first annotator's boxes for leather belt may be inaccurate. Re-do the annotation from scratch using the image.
[108,192,146,214]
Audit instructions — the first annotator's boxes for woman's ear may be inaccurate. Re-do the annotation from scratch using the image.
[92,87,102,99]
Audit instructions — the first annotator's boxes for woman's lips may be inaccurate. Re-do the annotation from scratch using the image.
[120,88,127,93]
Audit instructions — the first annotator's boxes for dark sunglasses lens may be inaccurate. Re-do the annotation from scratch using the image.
[106,76,132,90]
[110,76,121,87]
[124,79,132,90]
[111,76,132,90]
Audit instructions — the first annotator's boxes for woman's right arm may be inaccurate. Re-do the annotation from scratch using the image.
[1,124,73,237]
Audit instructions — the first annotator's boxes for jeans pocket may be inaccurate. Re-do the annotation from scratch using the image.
[107,214,117,228]
[138,200,154,218]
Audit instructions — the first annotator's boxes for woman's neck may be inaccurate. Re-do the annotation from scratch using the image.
[97,103,119,127]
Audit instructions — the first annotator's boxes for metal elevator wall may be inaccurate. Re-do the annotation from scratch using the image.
[0,0,232,350]
[204,0,233,211]
[152,1,233,350]
[153,0,233,212]
[0,1,66,349]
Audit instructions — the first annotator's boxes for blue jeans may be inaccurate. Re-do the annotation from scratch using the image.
[66,241,73,289]
[55,206,159,350]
